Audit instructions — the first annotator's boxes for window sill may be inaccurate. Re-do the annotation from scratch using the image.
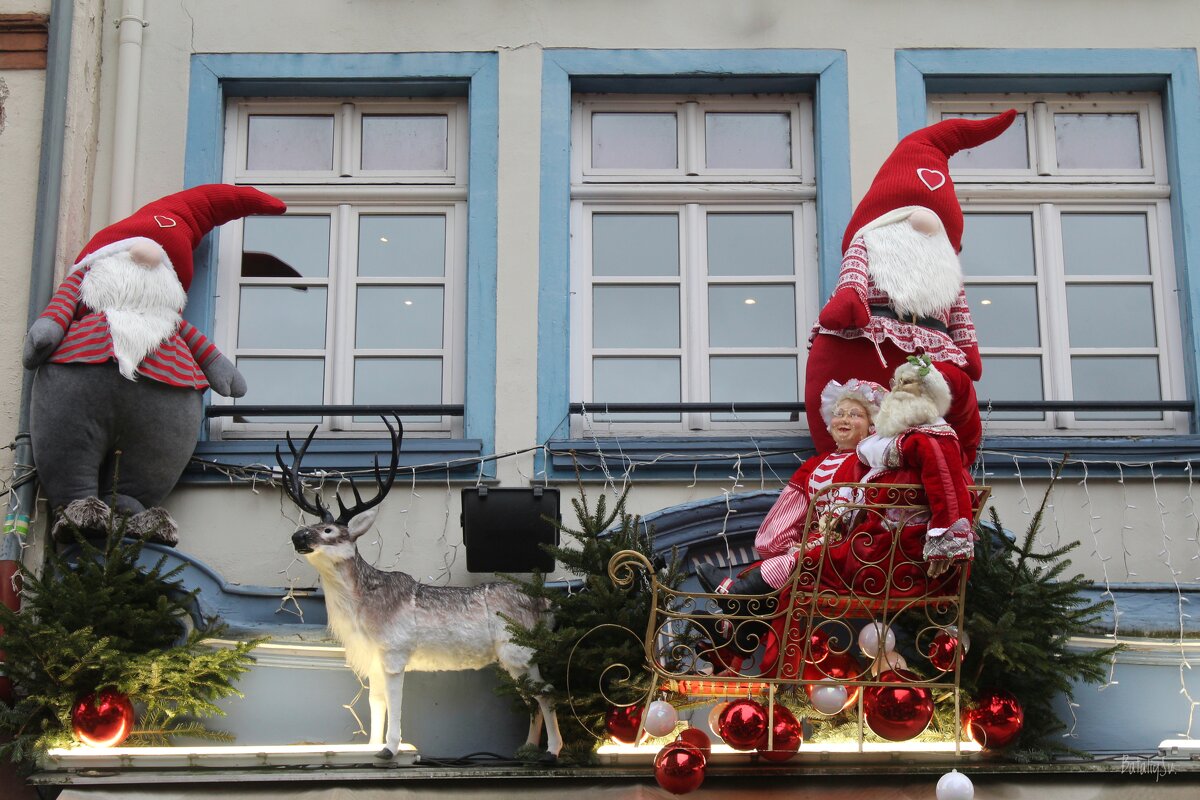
[546,436,815,481]
[185,438,486,483]
[545,434,1200,482]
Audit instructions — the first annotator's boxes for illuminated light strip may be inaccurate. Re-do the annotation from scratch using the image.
[595,739,982,764]
[41,743,418,771]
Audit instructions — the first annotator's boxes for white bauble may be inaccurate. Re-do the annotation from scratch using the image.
[809,684,850,715]
[936,769,974,800]
[857,621,896,658]
[644,700,680,737]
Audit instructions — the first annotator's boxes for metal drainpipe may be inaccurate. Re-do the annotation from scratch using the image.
[109,0,146,219]
[0,0,75,703]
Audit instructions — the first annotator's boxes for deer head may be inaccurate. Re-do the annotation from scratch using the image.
[276,416,403,564]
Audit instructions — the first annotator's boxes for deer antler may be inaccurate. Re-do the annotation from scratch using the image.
[333,416,403,524]
[275,425,334,522]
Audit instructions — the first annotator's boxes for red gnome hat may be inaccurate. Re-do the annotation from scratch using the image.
[73,184,287,291]
[842,109,1017,253]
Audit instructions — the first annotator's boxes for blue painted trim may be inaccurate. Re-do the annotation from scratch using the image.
[536,49,850,477]
[184,53,498,476]
[895,49,1200,435]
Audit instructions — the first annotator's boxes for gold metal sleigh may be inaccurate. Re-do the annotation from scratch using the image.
[607,482,992,753]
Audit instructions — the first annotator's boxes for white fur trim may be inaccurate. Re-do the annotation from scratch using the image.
[73,236,176,276]
[848,205,929,244]
[863,221,963,318]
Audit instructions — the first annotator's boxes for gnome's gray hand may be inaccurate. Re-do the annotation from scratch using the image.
[203,354,248,398]
[22,318,64,368]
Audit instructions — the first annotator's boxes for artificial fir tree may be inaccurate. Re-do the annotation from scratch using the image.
[0,514,258,765]
[956,470,1120,758]
[499,484,682,763]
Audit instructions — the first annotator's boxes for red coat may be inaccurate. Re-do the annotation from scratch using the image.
[38,266,219,390]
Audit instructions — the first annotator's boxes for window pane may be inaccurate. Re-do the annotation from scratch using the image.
[591,357,680,422]
[1061,213,1150,276]
[234,357,324,423]
[1054,113,1142,170]
[238,287,328,349]
[243,216,330,278]
[708,285,796,347]
[707,213,794,277]
[361,115,448,171]
[359,215,446,278]
[1071,356,1161,420]
[976,356,1044,421]
[593,286,679,348]
[1066,285,1156,347]
[965,285,1039,347]
[247,115,334,171]
[710,356,797,421]
[705,112,791,169]
[960,213,1035,277]
[946,112,1029,170]
[356,286,444,349]
[353,358,442,423]
[593,214,679,277]
[591,113,677,169]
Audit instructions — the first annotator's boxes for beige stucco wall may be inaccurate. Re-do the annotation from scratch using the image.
[0,0,49,479]
[27,0,1199,592]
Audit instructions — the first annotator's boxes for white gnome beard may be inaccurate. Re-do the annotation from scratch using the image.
[79,250,186,379]
[863,222,963,319]
[874,389,942,437]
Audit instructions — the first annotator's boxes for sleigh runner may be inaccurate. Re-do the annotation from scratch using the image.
[608,481,990,750]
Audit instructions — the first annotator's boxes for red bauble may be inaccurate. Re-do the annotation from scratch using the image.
[863,669,934,742]
[802,650,863,712]
[927,631,960,672]
[717,698,769,751]
[605,704,643,744]
[756,704,803,762]
[675,726,712,760]
[806,627,831,664]
[963,689,1024,750]
[654,742,707,795]
[71,689,135,748]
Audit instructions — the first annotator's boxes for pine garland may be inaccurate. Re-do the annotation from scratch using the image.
[0,516,258,765]
[498,484,682,763]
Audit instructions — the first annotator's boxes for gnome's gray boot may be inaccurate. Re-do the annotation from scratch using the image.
[53,496,112,543]
[126,507,179,547]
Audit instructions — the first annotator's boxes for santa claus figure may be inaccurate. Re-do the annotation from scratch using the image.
[806,110,1017,467]
[857,356,976,576]
[23,184,286,544]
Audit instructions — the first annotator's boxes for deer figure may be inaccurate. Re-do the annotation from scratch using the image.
[277,417,562,761]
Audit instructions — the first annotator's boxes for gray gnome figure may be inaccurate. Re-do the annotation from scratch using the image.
[22,184,287,545]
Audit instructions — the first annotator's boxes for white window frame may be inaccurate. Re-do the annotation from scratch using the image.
[931,93,1186,434]
[569,94,819,435]
[211,97,469,439]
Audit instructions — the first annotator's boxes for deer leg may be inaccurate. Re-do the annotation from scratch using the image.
[525,706,544,748]
[367,667,387,745]
[523,664,562,758]
[376,665,407,760]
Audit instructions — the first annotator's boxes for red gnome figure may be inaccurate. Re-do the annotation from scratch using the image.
[806,110,1017,467]
[23,184,286,544]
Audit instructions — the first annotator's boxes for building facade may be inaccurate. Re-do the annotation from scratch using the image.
[6,0,1200,772]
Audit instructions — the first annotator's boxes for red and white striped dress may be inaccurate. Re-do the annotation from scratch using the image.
[39,266,219,390]
[754,449,865,588]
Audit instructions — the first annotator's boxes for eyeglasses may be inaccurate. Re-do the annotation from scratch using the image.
[831,408,867,420]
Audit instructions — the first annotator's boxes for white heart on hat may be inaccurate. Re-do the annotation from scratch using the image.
[916,168,946,191]
[154,215,177,228]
